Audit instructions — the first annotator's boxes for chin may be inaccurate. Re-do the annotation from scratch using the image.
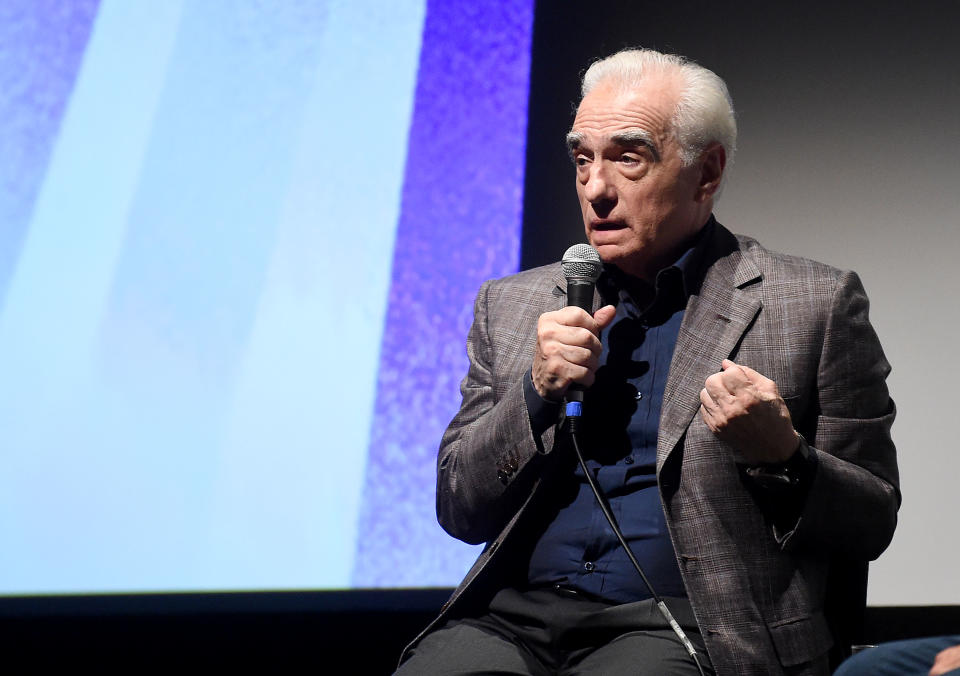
[591,242,630,264]
[591,243,647,278]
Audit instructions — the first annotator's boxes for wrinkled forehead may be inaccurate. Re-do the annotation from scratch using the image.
[570,77,681,145]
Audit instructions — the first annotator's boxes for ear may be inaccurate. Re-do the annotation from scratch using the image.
[695,142,726,202]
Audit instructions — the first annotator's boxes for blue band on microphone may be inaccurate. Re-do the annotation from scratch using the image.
[566,401,582,417]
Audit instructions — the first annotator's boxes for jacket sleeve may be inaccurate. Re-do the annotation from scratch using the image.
[436,280,559,545]
[779,270,900,559]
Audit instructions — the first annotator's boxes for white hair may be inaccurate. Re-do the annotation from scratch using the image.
[581,48,737,168]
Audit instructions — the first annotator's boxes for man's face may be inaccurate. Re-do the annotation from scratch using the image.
[568,76,712,280]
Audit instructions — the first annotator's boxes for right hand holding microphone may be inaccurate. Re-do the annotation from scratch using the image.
[532,305,616,401]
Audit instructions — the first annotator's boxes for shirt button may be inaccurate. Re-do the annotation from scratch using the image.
[583,561,595,572]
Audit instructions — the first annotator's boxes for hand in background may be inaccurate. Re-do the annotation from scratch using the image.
[930,644,960,676]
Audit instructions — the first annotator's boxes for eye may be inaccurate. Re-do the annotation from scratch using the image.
[620,154,642,166]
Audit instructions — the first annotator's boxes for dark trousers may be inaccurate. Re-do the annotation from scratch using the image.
[396,587,713,675]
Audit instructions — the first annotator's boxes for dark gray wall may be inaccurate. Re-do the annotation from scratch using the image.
[522,0,960,605]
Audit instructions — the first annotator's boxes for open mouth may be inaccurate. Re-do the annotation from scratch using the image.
[590,221,627,234]
[591,220,625,231]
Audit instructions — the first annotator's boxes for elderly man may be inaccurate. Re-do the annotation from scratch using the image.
[397,48,899,675]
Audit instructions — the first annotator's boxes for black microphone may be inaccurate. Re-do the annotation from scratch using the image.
[562,243,602,312]
[561,244,602,423]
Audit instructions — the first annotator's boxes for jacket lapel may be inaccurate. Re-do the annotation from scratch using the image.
[657,235,763,468]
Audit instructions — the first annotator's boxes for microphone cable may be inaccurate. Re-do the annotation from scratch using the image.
[565,410,707,676]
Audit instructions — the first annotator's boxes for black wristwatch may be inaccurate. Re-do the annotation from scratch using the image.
[743,433,816,490]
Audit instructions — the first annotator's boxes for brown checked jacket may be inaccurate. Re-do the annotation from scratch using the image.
[405,222,899,675]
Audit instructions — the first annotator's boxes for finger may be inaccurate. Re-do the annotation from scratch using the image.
[698,391,720,432]
[552,324,604,354]
[555,343,598,368]
[593,304,617,329]
[553,306,600,330]
[699,389,727,432]
[579,364,601,388]
[553,354,599,385]
[698,405,716,432]
[533,352,594,397]
[724,359,769,385]
[699,387,719,415]
[546,307,612,343]
[703,372,735,404]
[540,317,603,351]
[718,363,752,394]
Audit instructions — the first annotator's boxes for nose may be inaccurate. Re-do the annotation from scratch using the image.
[582,161,615,205]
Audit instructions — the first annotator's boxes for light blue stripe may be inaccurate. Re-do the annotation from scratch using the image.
[81,1,335,591]
[206,0,427,589]
[0,1,184,590]
[0,0,427,594]
[0,0,182,380]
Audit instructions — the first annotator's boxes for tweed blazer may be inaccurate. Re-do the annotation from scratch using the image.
[409,223,899,675]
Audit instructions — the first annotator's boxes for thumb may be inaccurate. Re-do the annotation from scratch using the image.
[723,359,761,381]
[594,305,617,329]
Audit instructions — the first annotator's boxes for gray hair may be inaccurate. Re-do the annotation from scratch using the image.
[581,49,737,168]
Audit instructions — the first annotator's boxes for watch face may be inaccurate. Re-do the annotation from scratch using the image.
[745,466,797,489]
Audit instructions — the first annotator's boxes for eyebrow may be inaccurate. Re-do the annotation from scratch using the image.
[565,131,585,156]
[565,128,661,162]
[610,129,660,161]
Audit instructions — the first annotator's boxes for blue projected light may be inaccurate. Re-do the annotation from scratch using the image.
[0,0,533,593]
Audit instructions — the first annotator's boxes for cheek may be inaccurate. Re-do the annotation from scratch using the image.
[621,187,659,219]
[574,182,587,205]
[631,181,681,214]
[578,197,592,222]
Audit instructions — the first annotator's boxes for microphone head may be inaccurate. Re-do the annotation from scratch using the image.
[561,243,602,282]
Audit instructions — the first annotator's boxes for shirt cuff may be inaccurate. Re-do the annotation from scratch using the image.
[523,369,562,436]
[741,434,819,532]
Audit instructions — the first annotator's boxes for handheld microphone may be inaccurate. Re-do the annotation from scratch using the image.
[561,243,602,313]
[560,244,602,421]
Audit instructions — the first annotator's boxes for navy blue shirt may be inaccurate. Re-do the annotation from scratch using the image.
[522,220,719,604]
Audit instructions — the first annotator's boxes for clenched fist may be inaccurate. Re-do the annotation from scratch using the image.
[699,359,800,464]
[532,305,616,401]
